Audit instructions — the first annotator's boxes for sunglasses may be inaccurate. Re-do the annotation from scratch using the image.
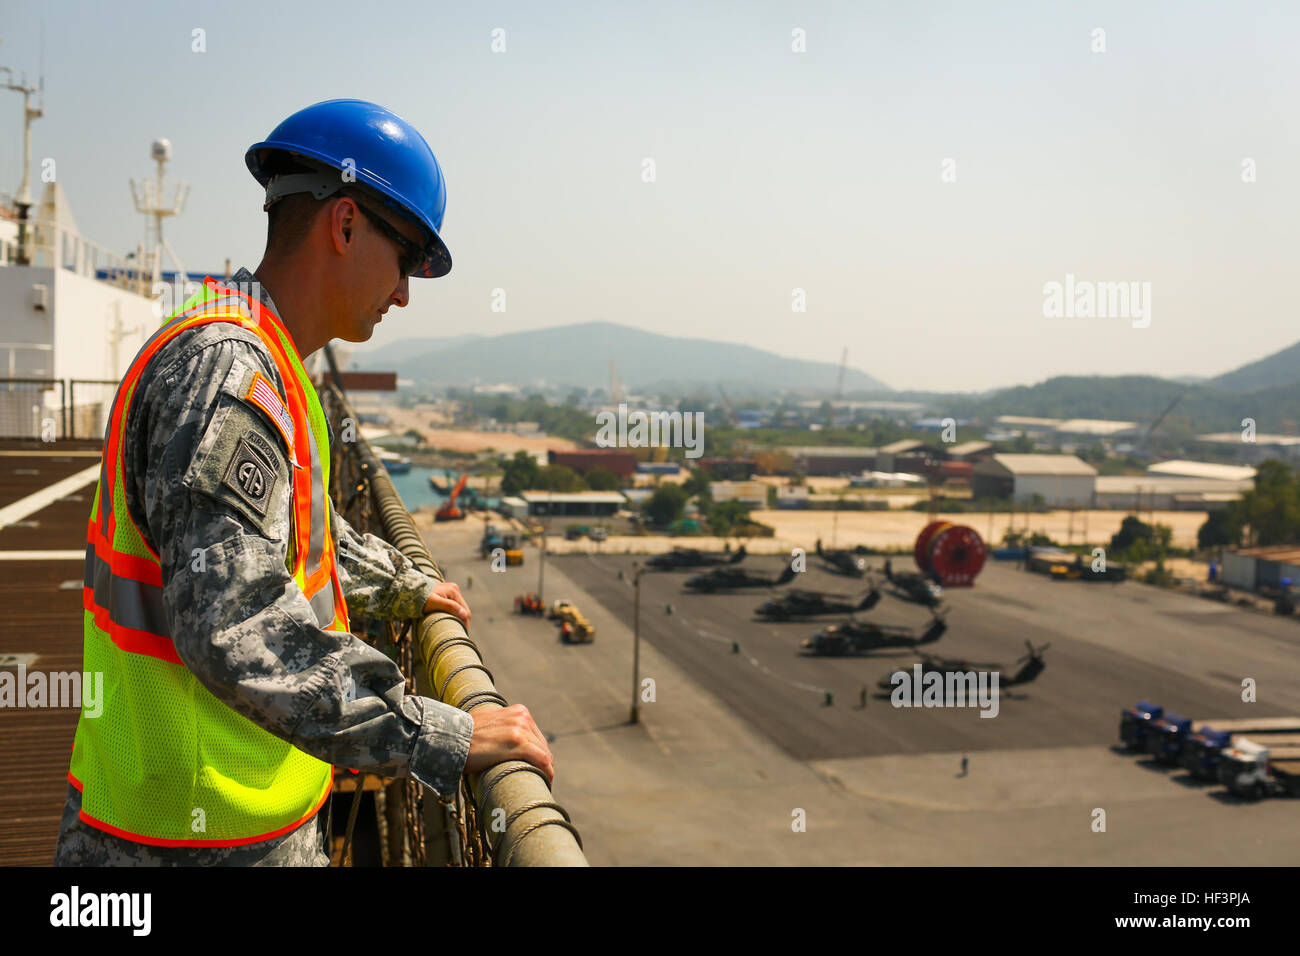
[354,201,428,278]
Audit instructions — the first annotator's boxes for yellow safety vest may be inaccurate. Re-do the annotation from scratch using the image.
[68,277,349,846]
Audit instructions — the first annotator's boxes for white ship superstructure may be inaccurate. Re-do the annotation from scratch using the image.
[0,72,213,440]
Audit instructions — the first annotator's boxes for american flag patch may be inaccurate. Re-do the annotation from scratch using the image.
[245,371,297,455]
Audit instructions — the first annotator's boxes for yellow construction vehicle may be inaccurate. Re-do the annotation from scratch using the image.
[548,599,595,642]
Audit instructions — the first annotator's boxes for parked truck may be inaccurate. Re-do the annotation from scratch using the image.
[1217,736,1300,799]
[1180,720,1300,779]
[1119,700,1163,750]
[480,523,503,558]
[1145,713,1195,764]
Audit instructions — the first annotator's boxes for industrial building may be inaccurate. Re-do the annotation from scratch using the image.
[787,446,878,477]
[991,416,1139,450]
[942,440,993,462]
[972,454,1097,506]
[709,480,768,507]
[1195,433,1300,463]
[1220,546,1300,593]
[1052,419,1139,442]
[518,491,626,517]
[1093,476,1249,510]
[548,448,638,479]
[696,457,757,479]
[874,439,930,474]
[1146,460,1257,482]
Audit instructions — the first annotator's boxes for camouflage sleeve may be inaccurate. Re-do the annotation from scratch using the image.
[329,500,441,621]
[128,329,473,800]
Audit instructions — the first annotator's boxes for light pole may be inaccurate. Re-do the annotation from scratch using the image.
[630,562,642,725]
[537,523,546,603]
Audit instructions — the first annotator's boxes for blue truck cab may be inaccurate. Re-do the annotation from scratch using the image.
[480,524,504,558]
[1119,700,1163,750]
[1180,728,1233,779]
[1146,714,1193,763]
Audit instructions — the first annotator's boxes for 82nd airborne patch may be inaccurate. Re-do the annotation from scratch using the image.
[221,429,280,517]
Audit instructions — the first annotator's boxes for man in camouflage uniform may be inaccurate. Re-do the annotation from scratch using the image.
[55,103,553,866]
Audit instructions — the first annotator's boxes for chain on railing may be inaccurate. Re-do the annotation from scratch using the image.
[321,383,586,866]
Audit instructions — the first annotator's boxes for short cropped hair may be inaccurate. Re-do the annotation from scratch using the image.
[261,154,372,255]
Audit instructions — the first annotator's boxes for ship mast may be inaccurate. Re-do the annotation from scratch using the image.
[130,138,189,289]
[0,63,44,263]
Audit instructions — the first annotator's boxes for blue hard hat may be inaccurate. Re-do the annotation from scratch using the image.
[246,99,452,278]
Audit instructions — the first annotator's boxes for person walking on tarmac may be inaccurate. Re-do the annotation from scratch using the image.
[55,100,553,866]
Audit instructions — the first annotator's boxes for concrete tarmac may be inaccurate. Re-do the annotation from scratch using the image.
[431,524,1300,865]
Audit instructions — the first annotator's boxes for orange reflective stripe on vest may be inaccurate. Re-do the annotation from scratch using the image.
[68,276,349,845]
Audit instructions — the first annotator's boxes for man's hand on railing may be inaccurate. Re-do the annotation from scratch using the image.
[466,705,555,786]
[423,581,471,628]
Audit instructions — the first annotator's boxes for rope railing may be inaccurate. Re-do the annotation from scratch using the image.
[322,383,587,867]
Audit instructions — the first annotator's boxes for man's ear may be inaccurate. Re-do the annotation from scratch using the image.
[329,197,358,257]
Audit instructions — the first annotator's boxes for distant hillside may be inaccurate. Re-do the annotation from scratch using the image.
[1209,339,1300,392]
[348,334,484,370]
[928,375,1300,436]
[380,321,889,393]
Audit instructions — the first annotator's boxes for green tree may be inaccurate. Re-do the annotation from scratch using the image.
[1110,515,1154,554]
[681,468,713,500]
[1237,460,1300,546]
[1197,509,1236,551]
[583,466,620,491]
[500,451,540,495]
[645,484,687,527]
[536,465,587,492]
[707,500,752,535]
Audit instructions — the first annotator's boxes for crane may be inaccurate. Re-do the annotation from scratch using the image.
[1138,393,1184,458]
[435,473,470,521]
[716,385,738,427]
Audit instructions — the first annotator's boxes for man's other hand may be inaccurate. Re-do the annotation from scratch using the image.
[466,704,555,786]
[423,581,470,627]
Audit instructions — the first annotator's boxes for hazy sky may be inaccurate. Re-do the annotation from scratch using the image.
[2,0,1295,391]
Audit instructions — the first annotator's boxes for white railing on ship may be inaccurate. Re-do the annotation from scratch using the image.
[16,215,135,279]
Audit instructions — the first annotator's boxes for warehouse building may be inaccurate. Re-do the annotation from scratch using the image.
[1093,476,1250,510]
[1195,433,1300,463]
[942,440,993,462]
[1146,460,1257,482]
[519,491,626,517]
[1053,419,1139,442]
[972,454,1097,506]
[875,439,931,474]
[709,481,768,507]
[787,446,879,477]
[1221,546,1300,593]
[548,448,638,479]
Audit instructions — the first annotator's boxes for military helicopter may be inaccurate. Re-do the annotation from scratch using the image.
[646,545,747,571]
[815,539,869,578]
[755,586,881,621]
[684,563,797,593]
[881,557,943,608]
[876,640,1050,692]
[799,608,947,656]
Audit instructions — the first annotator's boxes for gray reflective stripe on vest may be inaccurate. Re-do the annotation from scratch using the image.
[309,585,335,627]
[84,542,171,638]
[306,414,326,581]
